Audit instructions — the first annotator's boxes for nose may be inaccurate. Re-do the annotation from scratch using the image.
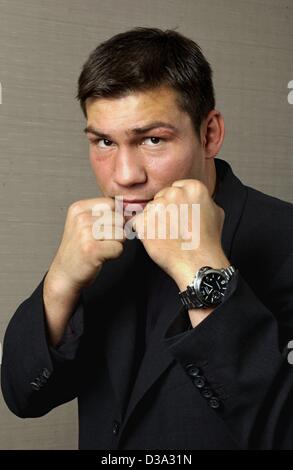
[113,147,147,187]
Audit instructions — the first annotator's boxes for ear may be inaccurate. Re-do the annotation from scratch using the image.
[200,110,225,160]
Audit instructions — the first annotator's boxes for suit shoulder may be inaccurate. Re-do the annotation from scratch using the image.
[232,184,293,278]
[239,184,293,258]
[245,184,293,220]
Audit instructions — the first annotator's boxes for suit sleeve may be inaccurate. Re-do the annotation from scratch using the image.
[164,263,293,450]
[1,272,85,418]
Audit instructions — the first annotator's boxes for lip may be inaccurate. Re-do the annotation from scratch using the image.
[121,199,152,214]
[122,200,150,208]
[122,199,150,204]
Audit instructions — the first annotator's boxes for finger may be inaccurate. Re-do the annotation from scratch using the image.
[91,211,124,227]
[70,197,116,216]
[98,240,124,260]
[91,200,118,217]
[153,187,170,200]
[92,222,126,241]
[171,179,196,188]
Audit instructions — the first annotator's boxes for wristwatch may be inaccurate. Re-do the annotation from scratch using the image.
[179,265,236,309]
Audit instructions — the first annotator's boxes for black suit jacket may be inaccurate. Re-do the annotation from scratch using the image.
[2,158,293,450]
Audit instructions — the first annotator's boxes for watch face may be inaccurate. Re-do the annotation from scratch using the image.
[197,271,228,306]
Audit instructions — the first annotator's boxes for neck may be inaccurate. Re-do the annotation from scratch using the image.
[205,159,217,199]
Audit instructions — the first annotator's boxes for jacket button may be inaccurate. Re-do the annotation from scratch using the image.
[30,381,41,391]
[112,420,120,436]
[209,397,221,409]
[185,363,200,377]
[38,375,48,385]
[201,387,213,399]
[42,368,51,379]
[193,375,206,388]
[35,377,44,387]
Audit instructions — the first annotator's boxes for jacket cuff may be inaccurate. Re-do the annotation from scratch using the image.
[48,295,84,363]
[165,270,239,338]
[1,272,84,416]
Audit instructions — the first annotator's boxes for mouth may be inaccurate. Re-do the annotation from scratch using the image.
[113,196,152,204]
[110,196,153,216]
[122,199,150,204]
[122,199,151,210]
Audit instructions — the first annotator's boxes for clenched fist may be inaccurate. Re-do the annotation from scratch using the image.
[48,197,126,291]
[131,179,229,292]
[43,197,125,346]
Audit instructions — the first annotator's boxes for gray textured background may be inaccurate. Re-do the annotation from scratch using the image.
[0,0,292,450]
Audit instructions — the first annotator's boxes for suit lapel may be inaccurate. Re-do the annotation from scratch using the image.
[213,158,248,259]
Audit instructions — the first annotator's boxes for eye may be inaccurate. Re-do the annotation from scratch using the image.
[143,137,164,146]
[92,138,113,148]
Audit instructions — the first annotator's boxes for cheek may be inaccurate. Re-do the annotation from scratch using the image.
[89,151,114,189]
[147,149,198,185]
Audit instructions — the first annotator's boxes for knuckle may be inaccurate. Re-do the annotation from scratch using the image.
[69,201,82,216]
[92,201,113,215]
[199,180,209,193]
[113,241,123,255]
[76,211,89,225]
[191,180,208,196]
[80,224,91,239]
[165,187,179,200]
[81,240,94,256]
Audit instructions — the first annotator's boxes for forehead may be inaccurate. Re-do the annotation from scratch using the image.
[85,85,184,123]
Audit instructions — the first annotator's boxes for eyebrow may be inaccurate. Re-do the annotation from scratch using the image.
[83,121,178,139]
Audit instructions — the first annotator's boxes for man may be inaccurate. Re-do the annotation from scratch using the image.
[2,27,293,450]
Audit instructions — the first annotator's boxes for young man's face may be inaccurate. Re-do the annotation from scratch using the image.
[84,85,206,209]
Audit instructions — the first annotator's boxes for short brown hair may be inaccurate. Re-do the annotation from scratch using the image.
[76,27,215,137]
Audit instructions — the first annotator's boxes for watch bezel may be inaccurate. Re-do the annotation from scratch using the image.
[193,267,229,307]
